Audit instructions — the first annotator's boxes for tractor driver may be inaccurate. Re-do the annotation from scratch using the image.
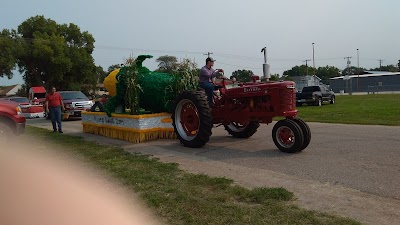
[199,57,224,106]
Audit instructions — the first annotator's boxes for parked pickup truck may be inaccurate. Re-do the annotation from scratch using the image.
[3,96,45,118]
[296,85,335,106]
[59,91,93,120]
[0,99,26,143]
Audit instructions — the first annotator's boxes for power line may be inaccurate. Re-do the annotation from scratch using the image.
[2,35,394,65]
[204,52,213,58]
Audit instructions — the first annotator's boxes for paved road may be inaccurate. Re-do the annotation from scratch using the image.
[28,118,400,200]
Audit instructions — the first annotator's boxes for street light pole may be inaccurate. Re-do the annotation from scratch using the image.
[312,43,315,75]
[357,49,359,92]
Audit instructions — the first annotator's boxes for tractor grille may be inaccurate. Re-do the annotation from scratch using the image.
[280,88,295,111]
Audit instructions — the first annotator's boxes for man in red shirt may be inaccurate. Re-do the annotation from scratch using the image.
[45,87,65,133]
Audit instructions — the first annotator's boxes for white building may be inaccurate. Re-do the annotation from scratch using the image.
[0,84,22,97]
[291,75,322,91]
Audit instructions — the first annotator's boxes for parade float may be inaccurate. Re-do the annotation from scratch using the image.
[83,50,311,153]
[82,55,197,143]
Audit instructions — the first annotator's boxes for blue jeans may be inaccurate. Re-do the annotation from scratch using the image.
[199,82,214,106]
[49,106,62,131]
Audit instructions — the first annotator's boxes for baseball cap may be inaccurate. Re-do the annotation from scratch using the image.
[206,57,215,63]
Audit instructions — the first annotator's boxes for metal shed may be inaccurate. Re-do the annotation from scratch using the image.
[329,71,400,94]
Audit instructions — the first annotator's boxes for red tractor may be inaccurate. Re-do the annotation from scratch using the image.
[172,50,311,153]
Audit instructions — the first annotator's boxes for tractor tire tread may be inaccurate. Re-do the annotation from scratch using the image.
[292,118,311,151]
[172,90,213,148]
[272,119,304,153]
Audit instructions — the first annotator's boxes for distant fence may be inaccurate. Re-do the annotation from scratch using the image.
[365,85,400,94]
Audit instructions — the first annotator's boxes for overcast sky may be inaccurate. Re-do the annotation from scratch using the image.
[1,0,399,85]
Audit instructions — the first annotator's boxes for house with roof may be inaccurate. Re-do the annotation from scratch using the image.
[292,75,323,91]
[329,71,400,93]
[0,84,22,97]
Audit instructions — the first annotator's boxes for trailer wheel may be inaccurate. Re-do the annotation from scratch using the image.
[330,96,335,104]
[172,90,212,148]
[291,118,311,151]
[224,121,260,138]
[315,97,322,106]
[272,119,304,153]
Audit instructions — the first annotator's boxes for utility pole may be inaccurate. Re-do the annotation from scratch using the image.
[378,59,384,70]
[312,43,315,75]
[344,57,352,95]
[304,59,311,76]
[204,52,213,58]
[357,49,360,92]
[398,60,400,71]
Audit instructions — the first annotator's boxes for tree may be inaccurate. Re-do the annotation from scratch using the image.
[107,64,121,73]
[369,65,398,72]
[156,55,178,73]
[316,66,341,84]
[231,70,254,82]
[0,29,23,79]
[15,84,28,97]
[269,74,280,81]
[0,15,97,93]
[95,66,107,83]
[342,66,365,76]
[283,65,316,77]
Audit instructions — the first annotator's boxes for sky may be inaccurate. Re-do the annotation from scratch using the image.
[1,0,399,85]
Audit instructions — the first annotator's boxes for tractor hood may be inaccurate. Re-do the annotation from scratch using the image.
[225,81,295,97]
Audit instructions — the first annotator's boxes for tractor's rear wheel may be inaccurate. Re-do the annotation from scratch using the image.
[224,121,260,138]
[172,90,212,148]
[272,119,304,153]
[291,118,311,151]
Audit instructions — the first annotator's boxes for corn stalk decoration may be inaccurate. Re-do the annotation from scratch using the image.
[124,61,142,115]
[104,55,198,116]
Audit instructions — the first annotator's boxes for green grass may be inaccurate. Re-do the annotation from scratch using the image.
[296,94,400,125]
[26,127,361,225]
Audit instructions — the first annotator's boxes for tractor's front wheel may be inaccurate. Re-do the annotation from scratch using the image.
[272,119,304,153]
[172,90,213,148]
[224,121,260,138]
[291,118,311,151]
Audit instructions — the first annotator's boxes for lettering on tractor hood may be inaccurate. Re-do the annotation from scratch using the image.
[243,87,262,92]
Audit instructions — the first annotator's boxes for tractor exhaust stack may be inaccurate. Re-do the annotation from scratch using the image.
[261,47,271,81]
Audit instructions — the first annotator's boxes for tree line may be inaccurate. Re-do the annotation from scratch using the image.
[282,62,400,84]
